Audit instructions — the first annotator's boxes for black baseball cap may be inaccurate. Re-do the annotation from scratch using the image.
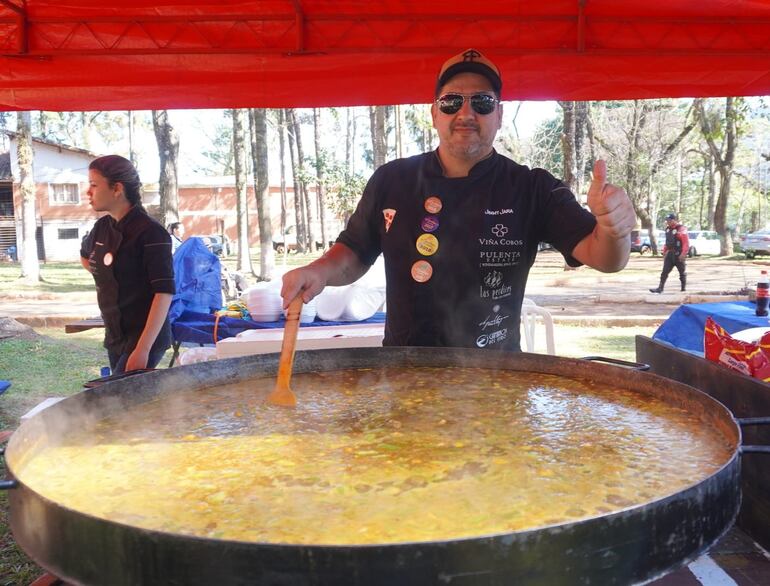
[436,49,502,96]
[665,213,678,221]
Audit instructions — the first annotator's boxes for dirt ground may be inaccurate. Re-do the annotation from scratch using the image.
[0,251,762,330]
[523,251,758,326]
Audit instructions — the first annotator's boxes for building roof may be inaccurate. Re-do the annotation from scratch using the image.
[2,131,99,158]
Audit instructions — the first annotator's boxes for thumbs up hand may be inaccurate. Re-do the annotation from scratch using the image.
[586,160,635,240]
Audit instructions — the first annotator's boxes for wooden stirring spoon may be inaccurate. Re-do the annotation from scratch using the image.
[267,294,303,407]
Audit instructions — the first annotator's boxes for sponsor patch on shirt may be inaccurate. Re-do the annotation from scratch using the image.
[415,233,439,256]
[424,196,442,214]
[411,260,433,283]
[383,208,396,233]
[421,215,440,233]
[103,252,114,266]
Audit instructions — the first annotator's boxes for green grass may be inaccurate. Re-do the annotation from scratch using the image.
[0,249,324,291]
[526,325,657,363]
[0,261,93,294]
[0,330,105,428]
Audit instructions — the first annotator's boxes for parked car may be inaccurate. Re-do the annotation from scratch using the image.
[741,229,770,259]
[197,234,230,256]
[637,230,665,255]
[273,225,298,254]
[686,230,721,257]
[630,230,645,253]
[273,225,336,253]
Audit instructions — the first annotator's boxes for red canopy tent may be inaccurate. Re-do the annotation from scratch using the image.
[0,0,769,111]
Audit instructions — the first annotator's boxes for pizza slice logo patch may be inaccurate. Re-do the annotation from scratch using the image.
[383,209,396,233]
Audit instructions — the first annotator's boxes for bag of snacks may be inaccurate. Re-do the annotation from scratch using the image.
[704,317,770,381]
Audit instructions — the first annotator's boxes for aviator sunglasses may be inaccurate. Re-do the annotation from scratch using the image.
[436,93,499,115]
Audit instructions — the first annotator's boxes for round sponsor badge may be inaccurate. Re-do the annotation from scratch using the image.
[411,260,433,283]
[424,196,442,214]
[415,233,439,256]
[103,252,114,266]
[421,215,440,233]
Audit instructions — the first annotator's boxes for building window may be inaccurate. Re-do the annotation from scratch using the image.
[58,228,79,240]
[49,183,80,205]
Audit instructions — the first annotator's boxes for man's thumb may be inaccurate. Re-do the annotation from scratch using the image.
[590,159,607,194]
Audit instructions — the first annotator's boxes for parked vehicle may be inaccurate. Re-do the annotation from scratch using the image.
[196,234,229,256]
[273,225,298,254]
[630,230,645,253]
[686,230,721,257]
[637,230,665,255]
[741,229,770,259]
[273,225,335,253]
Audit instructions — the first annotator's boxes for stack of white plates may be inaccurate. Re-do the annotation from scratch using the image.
[284,297,317,324]
[241,283,283,322]
[315,284,384,322]
[315,286,350,321]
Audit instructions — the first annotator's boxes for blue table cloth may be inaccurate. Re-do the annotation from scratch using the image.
[172,310,387,346]
[652,301,768,354]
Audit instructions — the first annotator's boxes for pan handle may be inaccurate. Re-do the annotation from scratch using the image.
[737,417,770,426]
[83,368,155,389]
[0,445,18,490]
[737,418,770,455]
[580,356,650,371]
[740,446,770,455]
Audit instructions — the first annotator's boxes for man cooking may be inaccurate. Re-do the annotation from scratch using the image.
[281,48,636,351]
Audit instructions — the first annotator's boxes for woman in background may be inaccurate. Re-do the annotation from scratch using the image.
[80,155,175,374]
[168,221,185,253]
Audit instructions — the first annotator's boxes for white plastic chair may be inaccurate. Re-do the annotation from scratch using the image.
[520,298,555,355]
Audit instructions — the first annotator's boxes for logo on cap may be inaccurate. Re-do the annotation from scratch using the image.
[462,49,482,62]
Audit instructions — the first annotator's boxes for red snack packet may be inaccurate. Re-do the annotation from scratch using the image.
[704,317,770,381]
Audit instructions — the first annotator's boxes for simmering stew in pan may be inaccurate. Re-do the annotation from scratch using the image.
[18,367,732,545]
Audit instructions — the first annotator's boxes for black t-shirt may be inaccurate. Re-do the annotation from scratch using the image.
[337,150,596,351]
[80,206,175,354]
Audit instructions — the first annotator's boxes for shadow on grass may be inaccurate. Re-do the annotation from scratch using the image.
[0,262,93,294]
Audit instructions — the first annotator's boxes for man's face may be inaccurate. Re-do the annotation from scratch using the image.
[431,72,502,162]
[666,219,677,229]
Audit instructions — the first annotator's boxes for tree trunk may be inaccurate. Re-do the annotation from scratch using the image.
[128,111,140,170]
[695,97,738,255]
[232,109,254,275]
[395,104,403,159]
[290,109,313,251]
[313,107,328,252]
[17,111,40,283]
[574,102,589,196]
[79,112,91,151]
[249,108,274,280]
[346,108,353,170]
[370,106,387,169]
[286,109,306,253]
[558,101,577,192]
[152,110,180,226]
[278,110,288,243]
